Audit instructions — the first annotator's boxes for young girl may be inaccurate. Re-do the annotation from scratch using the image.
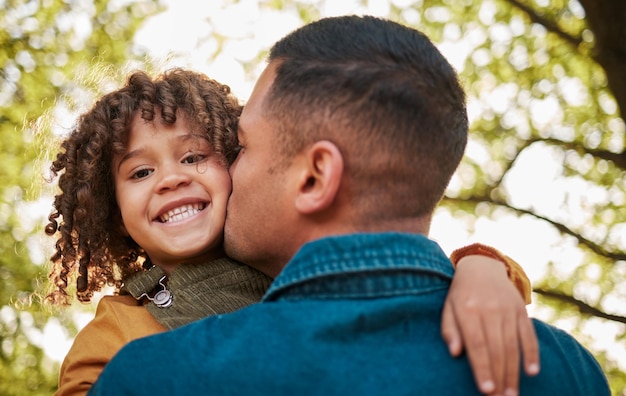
[46,68,532,395]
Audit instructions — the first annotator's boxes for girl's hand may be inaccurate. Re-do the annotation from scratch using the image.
[441,255,540,396]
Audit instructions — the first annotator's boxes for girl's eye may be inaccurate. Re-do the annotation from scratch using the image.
[182,153,206,164]
[131,168,153,179]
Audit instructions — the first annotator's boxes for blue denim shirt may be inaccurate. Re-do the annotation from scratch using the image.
[89,233,610,396]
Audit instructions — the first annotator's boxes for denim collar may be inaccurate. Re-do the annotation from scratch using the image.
[264,232,454,301]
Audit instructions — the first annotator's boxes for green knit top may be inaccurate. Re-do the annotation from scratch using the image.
[122,258,273,330]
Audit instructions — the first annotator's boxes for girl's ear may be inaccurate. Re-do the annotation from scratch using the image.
[294,140,343,214]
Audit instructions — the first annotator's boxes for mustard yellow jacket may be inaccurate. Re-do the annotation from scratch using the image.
[54,295,166,396]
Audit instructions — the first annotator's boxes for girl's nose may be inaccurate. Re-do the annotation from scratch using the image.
[156,167,191,193]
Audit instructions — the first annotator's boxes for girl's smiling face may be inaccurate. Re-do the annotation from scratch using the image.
[113,111,231,274]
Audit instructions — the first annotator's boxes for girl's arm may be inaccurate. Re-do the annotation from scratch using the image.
[443,243,539,396]
[55,295,165,396]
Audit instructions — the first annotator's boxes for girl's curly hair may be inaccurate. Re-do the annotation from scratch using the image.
[45,68,242,305]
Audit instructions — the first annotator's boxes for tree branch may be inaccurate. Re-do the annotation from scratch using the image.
[504,0,583,49]
[442,196,626,262]
[487,138,537,188]
[535,137,626,171]
[533,287,626,324]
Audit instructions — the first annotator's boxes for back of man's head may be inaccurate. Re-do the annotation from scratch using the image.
[265,15,468,225]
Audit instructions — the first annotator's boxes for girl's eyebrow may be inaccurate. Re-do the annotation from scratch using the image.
[116,148,144,172]
[115,134,208,172]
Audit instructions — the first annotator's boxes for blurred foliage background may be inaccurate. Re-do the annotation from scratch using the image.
[0,0,624,395]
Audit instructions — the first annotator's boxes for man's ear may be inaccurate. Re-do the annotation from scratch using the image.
[295,140,343,214]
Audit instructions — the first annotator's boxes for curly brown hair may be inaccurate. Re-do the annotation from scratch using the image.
[45,68,242,305]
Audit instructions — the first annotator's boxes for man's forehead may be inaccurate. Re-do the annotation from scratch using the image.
[239,62,279,137]
[247,62,278,110]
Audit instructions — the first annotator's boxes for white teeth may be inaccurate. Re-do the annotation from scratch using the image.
[159,203,204,223]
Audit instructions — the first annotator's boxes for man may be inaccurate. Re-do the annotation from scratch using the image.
[89,15,609,395]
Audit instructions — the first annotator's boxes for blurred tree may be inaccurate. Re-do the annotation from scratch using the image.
[0,0,160,394]
[237,0,626,393]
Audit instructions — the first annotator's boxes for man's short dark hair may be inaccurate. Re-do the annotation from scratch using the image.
[265,15,468,220]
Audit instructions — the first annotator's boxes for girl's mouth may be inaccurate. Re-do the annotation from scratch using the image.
[158,203,206,223]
